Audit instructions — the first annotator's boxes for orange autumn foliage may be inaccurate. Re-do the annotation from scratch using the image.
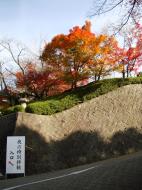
[41,21,117,87]
[16,63,68,98]
[15,21,142,99]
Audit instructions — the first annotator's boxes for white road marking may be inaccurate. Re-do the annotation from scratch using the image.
[2,165,101,190]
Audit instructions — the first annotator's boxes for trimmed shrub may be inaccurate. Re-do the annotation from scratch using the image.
[26,95,80,115]
[1,105,25,116]
[60,95,80,109]
[26,101,54,115]
[3,77,142,116]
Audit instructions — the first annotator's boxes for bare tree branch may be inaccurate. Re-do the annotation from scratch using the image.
[89,0,142,31]
[90,0,124,16]
[0,40,26,75]
[114,0,137,34]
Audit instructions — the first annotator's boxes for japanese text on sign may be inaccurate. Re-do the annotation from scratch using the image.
[6,136,25,174]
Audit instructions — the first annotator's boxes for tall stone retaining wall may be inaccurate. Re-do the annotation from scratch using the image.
[0,113,17,174]
[0,84,142,175]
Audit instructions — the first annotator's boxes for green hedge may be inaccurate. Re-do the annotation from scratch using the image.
[1,105,25,116]
[26,95,80,115]
[2,77,142,116]
[25,77,142,115]
[26,100,61,115]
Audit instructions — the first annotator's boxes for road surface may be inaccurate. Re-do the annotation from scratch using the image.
[0,151,142,190]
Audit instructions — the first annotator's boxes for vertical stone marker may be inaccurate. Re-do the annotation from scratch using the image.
[6,136,25,176]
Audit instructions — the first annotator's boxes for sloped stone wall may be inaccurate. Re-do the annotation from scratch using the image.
[1,84,142,175]
[15,84,142,142]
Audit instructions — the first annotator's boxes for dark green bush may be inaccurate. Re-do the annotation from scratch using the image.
[83,79,118,100]
[26,95,80,115]
[1,105,25,115]
[129,77,142,84]
[14,105,25,112]
[25,101,56,115]
[3,77,142,116]
[60,95,80,109]
[26,77,142,115]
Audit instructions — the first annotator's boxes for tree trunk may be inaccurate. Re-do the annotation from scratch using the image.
[122,63,125,79]
[94,74,97,82]
[126,65,129,78]
[122,71,125,79]
[71,81,77,89]
[98,75,101,81]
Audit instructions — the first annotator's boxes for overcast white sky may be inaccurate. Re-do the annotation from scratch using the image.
[0,0,121,52]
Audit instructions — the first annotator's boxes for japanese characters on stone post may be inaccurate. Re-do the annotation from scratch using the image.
[6,136,25,175]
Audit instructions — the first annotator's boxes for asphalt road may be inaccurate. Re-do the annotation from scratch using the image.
[1,152,142,190]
